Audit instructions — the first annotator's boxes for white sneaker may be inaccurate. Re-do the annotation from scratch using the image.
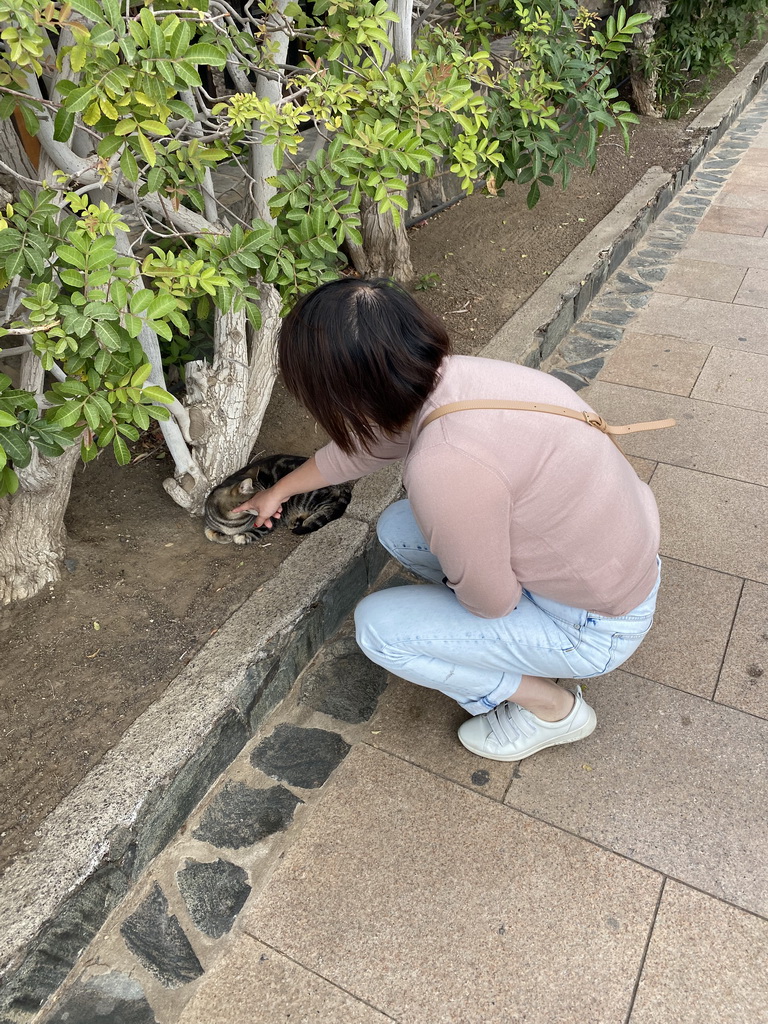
[457,686,596,762]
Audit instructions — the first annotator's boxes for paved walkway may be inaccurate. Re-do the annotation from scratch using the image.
[172,90,768,1024]
[42,89,768,1024]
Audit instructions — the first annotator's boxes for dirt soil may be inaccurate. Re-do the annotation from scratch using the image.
[1,46,763,874]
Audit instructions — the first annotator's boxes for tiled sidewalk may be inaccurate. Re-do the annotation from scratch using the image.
[42,91,768,1024]
[171,92,768,1024]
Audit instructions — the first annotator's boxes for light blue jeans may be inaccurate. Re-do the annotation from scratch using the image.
[355,499,661,715]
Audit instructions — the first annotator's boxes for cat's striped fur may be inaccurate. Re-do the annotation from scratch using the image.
[203,454,352,545]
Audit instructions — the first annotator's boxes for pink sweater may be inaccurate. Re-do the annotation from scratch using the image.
[315,355,660,618]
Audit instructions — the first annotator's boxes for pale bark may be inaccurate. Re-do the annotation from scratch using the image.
[0,120,35,197]
[163,306,254,511]
[250,0,293,222]
[389,0,414,63]
[629,0,669,118]
[0,351,80,605]
[353,193,414,282]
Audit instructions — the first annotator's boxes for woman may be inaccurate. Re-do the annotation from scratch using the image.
[235,277,661,762]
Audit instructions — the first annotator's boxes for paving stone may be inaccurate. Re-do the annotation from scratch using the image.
[243,745,661,1024]
[637,267,669,283]
[299,634,389,723]
[589,308,637,326]
[691,347,768,413]
[599,331,710,396]
[625,456,656,484]
[548,368,589,391]
[715,581,768,719]
[614,271,652,293]
[623,558,743,698]
[651,463,768,581]
[734,266,768,307]
[567,356,605,380]
[250,723,351,789]
[682,229,768,270]
[656,259,747,301]
[560,334,613,362]
[192,781,302,848]
[630,292,768,353]
[177,934,391,1024]
[586,381,768,487]
[120,883,203,988]
[42,972,158,1024]
[578,321,624,342]
[176,859,252,940]
[368,677,518,799]
[629,882,768,1024]
[716,185,768,209]
[701,205,768,235]
[505,671,768,915]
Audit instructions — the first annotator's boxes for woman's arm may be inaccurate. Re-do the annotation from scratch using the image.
[232,455,332,528]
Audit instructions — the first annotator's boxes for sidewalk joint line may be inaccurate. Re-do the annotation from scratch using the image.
[622,876,666,1024]
[712,577,747,702]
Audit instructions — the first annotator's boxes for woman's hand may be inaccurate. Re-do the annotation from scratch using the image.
[232,484,283,529]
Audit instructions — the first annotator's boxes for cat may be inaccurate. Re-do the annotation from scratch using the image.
[203,454,352,545]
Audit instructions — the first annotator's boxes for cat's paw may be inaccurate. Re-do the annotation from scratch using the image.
[205,528,233,544]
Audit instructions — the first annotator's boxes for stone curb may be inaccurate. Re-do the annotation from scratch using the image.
[3,42,768,1023]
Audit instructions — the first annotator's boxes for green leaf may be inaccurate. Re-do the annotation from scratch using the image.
[131,363,152,387]
[98,134,124,159]
[68,0,101,18]
[95,321,124,350]
[53,108,75,143]
[1,466,19,495]
[58,245,87,270]
[0,429,32,468]
[0,410,19,427]
[141,385,173,405]
[147,293,177,320]
[185,43,227,66]
[120,147,139,182]
[129,289,154,314]
[113,434,131,466]
[49,402,85,429]
[137,131,156,168]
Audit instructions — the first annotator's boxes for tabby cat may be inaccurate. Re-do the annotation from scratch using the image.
[204,454,352,545]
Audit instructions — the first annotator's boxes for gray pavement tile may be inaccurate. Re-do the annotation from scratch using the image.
[626,456,656,484]
[714,187,768,210]
[734,266,768,307]
[242,745,661,1024]
[680,232,768,271]
[650,463,768,582]
[699,206,768,235]
[504,671,768,916]
[177,933,392,1024]
[629,292,768,353]
[629,882,768,1024]
[585,382,768,488]
[715,581,768,720]
[623,557,742,699]
[691,347,768,413]
[599,331,711,396]
[368,677,518,799]
[655,259,747,301]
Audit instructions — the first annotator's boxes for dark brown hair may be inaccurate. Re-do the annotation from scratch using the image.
[278,277,451,454]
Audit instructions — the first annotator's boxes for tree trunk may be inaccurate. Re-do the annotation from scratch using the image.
[0,120,35,198]
[163,306,256,512]
[629,0,669,118]
[0,444,80,605]
[353,194,414,282]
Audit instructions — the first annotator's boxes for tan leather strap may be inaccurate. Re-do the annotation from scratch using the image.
[418,400,675,443]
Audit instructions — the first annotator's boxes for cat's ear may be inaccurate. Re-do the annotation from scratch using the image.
[237,479,255,495]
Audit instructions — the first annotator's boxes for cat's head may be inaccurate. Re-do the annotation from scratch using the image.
[204,477,266,536]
